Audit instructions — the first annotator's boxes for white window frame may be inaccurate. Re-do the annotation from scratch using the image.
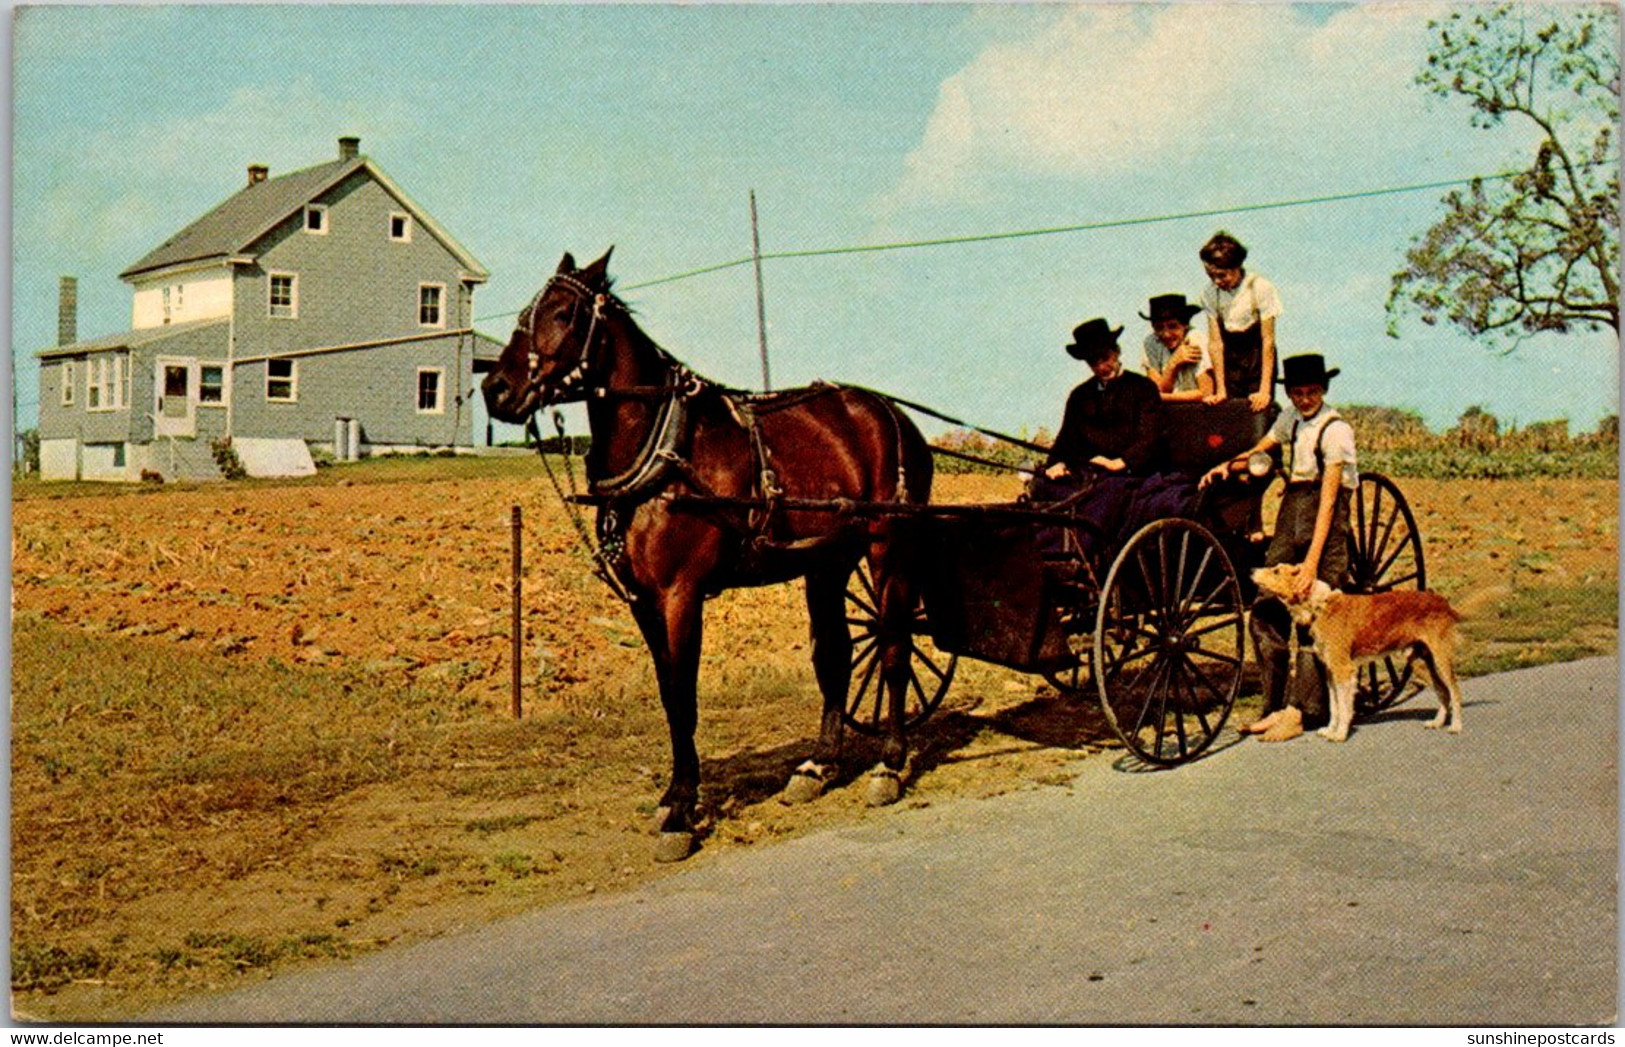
[305,204,328,235]
[266,358,298,403]
[418,283,446,328]
[198,361,229,407]
[268,272,298,319]
[416,367,445,415]
[389,212,412,242]
[60,361,75,406]
[86,356,126,411]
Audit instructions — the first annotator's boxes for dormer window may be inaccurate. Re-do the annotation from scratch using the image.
[305,204,328,234]
[389,212,412,242]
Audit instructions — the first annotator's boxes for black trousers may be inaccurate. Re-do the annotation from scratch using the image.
[1248,484,1353,726]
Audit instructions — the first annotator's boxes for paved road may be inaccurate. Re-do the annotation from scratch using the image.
[156,657,1618,1025]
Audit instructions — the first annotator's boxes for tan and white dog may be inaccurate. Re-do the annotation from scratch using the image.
[1251,563,1465,742]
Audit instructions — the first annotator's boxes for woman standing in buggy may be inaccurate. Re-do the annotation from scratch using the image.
[1031,318,1163,557]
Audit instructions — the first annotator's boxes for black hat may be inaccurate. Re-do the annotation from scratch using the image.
[1140,293,1203,324]
[1281,353,1341,388]
[1065,318,1124,362]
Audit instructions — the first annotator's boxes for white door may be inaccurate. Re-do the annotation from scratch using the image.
[154,357,197,438]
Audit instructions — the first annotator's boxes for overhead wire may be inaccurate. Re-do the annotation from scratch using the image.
[470,159,1616,325]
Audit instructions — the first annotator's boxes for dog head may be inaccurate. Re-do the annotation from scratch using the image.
[1251,563,1335,624]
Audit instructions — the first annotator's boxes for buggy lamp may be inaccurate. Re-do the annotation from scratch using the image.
[1246,451,1274,478]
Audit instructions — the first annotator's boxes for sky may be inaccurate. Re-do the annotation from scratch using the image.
[10,2,1621,444]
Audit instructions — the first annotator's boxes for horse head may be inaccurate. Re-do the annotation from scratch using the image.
[482,247,616,423]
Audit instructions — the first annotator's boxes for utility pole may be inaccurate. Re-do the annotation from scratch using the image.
[749,190,771,392]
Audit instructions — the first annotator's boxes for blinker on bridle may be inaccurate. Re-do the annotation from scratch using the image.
[515,273,619,405]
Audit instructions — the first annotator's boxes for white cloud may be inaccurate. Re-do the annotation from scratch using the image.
[17,82,418,261]
[885,3,1456,210]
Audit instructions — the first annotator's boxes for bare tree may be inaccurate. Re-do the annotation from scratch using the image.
[1387,4,1619,348]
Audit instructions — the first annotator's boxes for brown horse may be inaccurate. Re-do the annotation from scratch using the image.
[482,249,934,861]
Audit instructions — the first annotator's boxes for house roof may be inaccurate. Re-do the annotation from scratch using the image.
[118,155,489,282]
[37,317,230,359]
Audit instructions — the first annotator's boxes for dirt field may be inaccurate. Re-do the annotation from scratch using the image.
[10,463,1617,1019]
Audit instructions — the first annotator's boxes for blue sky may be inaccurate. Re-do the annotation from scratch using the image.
[11,2,1620,441]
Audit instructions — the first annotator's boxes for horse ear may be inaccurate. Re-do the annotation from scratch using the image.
[583,246,614,281]
[556,252,576,274]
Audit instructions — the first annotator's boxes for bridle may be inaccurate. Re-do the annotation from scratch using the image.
[514,273,618,406]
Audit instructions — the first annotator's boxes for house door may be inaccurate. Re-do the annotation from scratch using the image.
[154,357,197,438]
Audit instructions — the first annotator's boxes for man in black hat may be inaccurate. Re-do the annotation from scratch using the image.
[1199,352,1357,741]
[1034,318,1164,551]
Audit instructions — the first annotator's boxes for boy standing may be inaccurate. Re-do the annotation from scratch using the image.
[1199,354,1356,741]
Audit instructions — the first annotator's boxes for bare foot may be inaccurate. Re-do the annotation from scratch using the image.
[1259,706,1304,742]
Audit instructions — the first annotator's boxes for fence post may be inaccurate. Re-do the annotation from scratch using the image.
[511,505,523,720]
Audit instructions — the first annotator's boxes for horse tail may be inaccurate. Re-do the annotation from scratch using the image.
[886,397,934,506]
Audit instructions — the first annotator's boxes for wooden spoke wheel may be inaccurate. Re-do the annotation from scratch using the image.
[1041,519,1101,698]
[1347,472,1427,715]
[1094,519,1245,766]
[841,560,958,737]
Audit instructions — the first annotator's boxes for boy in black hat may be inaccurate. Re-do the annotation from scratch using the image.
[1139,293,1214,402]
[1035,318,1163,553]
[1199,353,1356,741]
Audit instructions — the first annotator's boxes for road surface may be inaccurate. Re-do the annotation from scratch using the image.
[155,656,1618,1025]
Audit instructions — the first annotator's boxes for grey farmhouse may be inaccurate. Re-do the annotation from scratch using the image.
[36,136,501,481]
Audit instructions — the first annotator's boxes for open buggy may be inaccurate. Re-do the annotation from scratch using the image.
[835,399,1427,766]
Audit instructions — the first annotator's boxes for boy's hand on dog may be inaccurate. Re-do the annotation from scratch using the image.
[1293,562,1318,599]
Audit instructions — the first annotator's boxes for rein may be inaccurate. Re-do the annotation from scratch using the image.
[526,412,636,605]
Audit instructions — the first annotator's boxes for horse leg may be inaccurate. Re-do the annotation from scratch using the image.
[784,566,853,804]
[865,544,915,808]
[629,585,705,862]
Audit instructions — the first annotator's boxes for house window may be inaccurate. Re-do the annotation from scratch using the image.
[419,284,445,328]
[113,443,126,468]
[60,362,74,406]
[305,205,328,234]
[416,368,444,414]
[389,213,412,242]
[199,364,226,405]
[266,358,298,402]
[269,273,298,319]
[162,284,184,323]
[86,356,124,411]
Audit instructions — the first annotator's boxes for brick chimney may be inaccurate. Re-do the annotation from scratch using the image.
[339,136,360,161]
[57,276,77,347]
[247,164,269,186]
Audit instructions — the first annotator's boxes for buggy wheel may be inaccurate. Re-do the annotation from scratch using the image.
[1348,472,1427,715]
[841,560,957,737]
[1094,519,1245,766]
[1041,519,1100,698]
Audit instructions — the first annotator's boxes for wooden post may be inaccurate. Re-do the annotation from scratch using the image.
[510,505,523,719]
[750,190,771,392]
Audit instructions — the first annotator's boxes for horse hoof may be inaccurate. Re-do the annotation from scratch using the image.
[653,831,696,863]
[648,805,672,835]
[865,770,902,807]
[782,773,827,805]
